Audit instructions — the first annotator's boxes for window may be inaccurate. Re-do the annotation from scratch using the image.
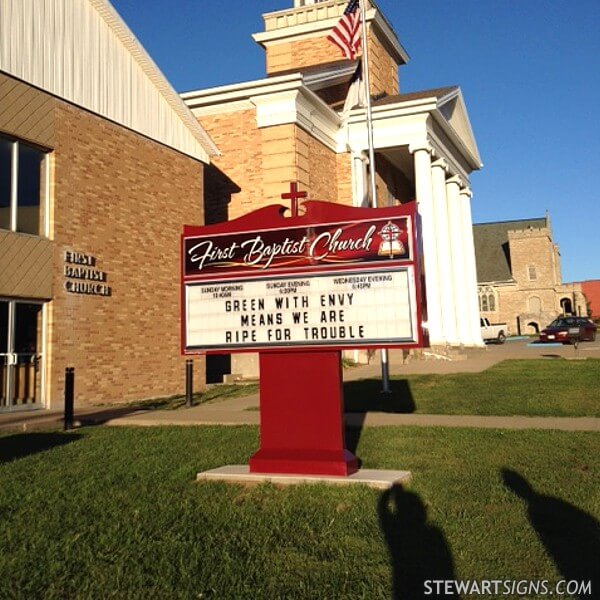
[0,135,47,236]
[0,138,11,230]
[481,295,489,311]
[528,265,537,281]
[478,286,497,312]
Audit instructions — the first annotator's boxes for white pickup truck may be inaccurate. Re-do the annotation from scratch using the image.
[480,317,507,344]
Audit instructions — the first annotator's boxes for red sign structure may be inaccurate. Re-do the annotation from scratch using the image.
[182,184,426,476]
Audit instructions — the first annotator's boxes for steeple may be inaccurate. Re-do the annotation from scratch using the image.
[252,0,409,99]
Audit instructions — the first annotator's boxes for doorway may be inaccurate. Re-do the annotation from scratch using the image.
[0,300,44,410]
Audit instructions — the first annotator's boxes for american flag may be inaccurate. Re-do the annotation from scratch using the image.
[327,0,362,61]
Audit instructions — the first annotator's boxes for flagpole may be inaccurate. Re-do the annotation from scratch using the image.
[359,0,391,393]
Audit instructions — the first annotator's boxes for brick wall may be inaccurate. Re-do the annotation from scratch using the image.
[508,228,559,288]
[367,33,399,97]
[200,108,344,214]
[48,101,205,406]
[266,30,399,98]
[266,38,338,75]
[199,110,262,221]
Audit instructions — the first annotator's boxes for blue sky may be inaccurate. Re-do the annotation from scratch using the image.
[111,0,600,283]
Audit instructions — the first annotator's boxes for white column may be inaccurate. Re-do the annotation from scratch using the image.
[410,144,444,345]
[445,176,465,345]
[431,159,455,346]
[351,152,369,207]
[459,187,485,346]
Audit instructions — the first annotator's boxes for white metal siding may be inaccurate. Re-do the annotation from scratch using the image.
[0,0,213,163]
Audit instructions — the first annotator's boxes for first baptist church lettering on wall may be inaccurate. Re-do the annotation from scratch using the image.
[63,250,112,297]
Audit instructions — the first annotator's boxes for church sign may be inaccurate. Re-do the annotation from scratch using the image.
[181,199,425,353]
[181,187,426,477]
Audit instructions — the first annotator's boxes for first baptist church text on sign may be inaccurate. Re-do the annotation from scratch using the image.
[181,194,426,354]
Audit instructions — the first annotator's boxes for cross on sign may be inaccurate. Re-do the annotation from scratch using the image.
[281,182,307,217]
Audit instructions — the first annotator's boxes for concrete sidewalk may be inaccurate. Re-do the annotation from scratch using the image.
[101,395,600,432]
[1,339,598,433]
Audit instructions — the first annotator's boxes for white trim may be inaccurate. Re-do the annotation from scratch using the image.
[185,75,341,153]
[344,96,479,179]
[40,301,48,408]
[183,74,305,106]
[254,7,409,66]
[44,153,51,239]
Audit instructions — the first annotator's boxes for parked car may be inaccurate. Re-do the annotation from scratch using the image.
[538,317,597,343]
[480,317,507,344]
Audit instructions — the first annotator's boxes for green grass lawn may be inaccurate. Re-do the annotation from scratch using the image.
[0,425,598,599]
[344,359,600,417]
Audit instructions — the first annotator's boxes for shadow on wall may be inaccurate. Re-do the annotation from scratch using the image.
[501,468,600,597]
[202,164,241,384]
[203,164,241,225]
[0,431,82,464]
[378,483,458,600]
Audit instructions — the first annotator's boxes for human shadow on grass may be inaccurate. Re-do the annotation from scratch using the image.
[344,378,415,457]
[502,469,600,597]
[0,431,82,464]
[378,483,458,600]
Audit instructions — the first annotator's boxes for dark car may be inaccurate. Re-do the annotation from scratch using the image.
[538,317,597,344]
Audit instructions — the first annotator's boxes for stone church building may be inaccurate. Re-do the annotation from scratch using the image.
[473,216,586,335]
[183,0,485,377]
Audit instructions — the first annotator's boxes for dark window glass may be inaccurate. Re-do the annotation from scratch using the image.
[17,143,43,235]
[14,303,42,355]
[0,301,8,353]
[0,138,11,230]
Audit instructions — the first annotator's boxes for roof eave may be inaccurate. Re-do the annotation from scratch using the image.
[91,0,219,160]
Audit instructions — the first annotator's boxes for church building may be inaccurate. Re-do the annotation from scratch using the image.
[474,216,587,335]
[1,0,486,410]
[0,0,216,411]
[183,0,484,378]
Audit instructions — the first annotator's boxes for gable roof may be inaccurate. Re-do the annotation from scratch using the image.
[372,87,459,106]
[473,218,547,283]
[0,0,218,162]
[373,86,482,169]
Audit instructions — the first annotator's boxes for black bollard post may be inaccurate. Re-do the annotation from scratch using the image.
[64,367,75,430]
[185,359,193,408]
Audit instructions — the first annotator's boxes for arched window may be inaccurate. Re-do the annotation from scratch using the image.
[560,298,573,315]
[478,286,497,312]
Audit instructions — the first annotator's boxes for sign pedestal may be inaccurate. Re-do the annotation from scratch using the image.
[249,350,358,476]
